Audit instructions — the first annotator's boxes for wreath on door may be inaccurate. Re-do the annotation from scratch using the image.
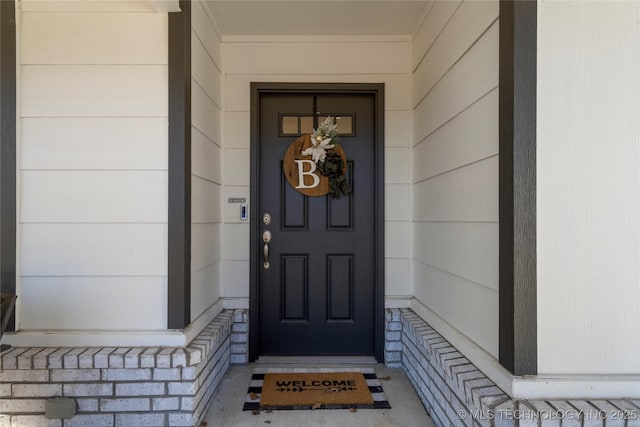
[282,117,352,199]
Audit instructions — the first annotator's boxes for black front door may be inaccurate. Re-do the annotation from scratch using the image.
[252,85,383,357]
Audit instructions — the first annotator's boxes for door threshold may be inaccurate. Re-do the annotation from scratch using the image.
[256,355,377,365]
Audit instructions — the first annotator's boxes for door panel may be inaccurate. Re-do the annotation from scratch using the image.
[281,255,308,320]
[258,92,376,355]
[327,254,353,320]
[281,173,307,229]
[327,162,354,229]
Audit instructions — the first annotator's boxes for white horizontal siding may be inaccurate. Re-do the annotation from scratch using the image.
[223,42,411,75]
[385,259,410,296]
[192,177,221,224]
[192,0,222,67]
[413,89,498,179]
[221,260,249,298]
[384,111,412,148]
[192,128,222,183]
[21,118,167,170]
[414,222,498,291]
[224,148,250,187]
[386,147,411,184]
[20,1,158,13]
[413,21,498,143]
[21,224,167,276]
[192,79,221,144]
[225,112,250,149]
[191,262,221,322]
[191,223,221,273]
[412,1,499,359]
[190,0,223,321]
[21,12,167,65]
[386,222,411,259]
[21,171,167,223]
[222,223,250,262]
[412,1,460,69]
[22,65,168,117]
[412,0,497,106]
[385,184,410,222]
[414,261,498,356]
[17,10,169,334]
[192,29,222,108]
[20,277,166,330]
[413,156,498,222]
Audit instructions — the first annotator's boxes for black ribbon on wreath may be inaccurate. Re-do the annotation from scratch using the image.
[318,151,352,199]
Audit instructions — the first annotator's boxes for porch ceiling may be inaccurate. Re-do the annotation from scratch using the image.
[203,1,432,38]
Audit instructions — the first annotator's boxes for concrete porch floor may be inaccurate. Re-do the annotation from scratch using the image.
[202,363,436,427]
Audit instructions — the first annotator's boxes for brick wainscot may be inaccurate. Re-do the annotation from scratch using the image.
[0,310,248,427]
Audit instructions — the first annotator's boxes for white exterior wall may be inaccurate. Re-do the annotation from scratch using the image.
[190,1,223,321]
[537,0,640,375]
[9,0,640,384]
[17,4,169,331]
[411,1,500,358]
[220,39,413,306]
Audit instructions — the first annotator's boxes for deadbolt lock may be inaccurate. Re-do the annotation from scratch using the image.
[262,213,271,225]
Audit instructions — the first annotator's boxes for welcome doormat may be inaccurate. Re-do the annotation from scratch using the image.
[243,368,391,411]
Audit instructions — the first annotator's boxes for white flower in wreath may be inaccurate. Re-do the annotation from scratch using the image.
[302,135,334,163]
[317,116,338,136]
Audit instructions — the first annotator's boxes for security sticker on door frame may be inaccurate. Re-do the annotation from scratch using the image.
[282,117,352,199]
